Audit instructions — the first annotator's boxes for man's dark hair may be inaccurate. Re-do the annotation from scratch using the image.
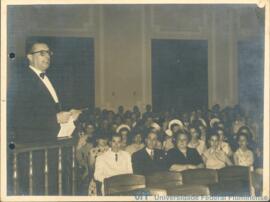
[236,132,250,142]
[25,40,49,55]
[189,124,201,138]
[144,129,157,140]
[110,133,122,141]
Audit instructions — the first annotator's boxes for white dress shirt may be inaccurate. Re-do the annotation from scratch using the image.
[94,148,133,194]
[145,147,155,159]
[29,65,59,103]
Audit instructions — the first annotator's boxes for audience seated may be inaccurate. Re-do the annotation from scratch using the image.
[73,104,263,196]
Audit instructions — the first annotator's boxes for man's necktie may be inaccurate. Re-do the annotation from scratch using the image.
[39,72,46,79]
[115,153,118,162]
[150,150,154,160]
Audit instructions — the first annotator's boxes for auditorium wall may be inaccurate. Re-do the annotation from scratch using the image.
[7,4,263,111]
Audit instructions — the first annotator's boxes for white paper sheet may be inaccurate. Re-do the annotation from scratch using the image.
[57,117,76,139]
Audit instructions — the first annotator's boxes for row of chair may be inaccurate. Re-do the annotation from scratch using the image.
[104,166,257,196]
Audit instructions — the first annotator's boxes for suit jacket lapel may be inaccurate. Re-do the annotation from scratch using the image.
[143,147,154,161]
[28,69,58,105]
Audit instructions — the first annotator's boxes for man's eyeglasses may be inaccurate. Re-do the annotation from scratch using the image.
[30,50,53,56]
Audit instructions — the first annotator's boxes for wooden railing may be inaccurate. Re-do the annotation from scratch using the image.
[8,138,78,195]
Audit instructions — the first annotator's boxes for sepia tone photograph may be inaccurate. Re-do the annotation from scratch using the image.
[1,0,269,201]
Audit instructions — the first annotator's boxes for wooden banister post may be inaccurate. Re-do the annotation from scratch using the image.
[13,152,18,195]
[29,151,33,195]
[58,147,62,195]
[72,145,76,195]
[44,149,49,195]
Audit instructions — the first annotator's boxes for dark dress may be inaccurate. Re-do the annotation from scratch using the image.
[166,147,203,169]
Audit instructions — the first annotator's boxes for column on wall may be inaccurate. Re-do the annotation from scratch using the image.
[208,7,238,108]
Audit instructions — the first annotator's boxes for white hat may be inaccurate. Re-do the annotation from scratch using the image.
[168,119,184,130]
[165,129,173,137]
[199,118,207,128]
[210,118,221,128]
[116,124,131,133]
[151,122,161,131]
[132,122,137,128]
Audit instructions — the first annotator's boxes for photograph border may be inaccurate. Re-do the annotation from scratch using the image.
[1,0,269,201]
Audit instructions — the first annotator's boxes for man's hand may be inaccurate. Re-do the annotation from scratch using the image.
[77,134,88,150]
[57,111,71,124]
[187,164,197,169]
[70,109,82,121]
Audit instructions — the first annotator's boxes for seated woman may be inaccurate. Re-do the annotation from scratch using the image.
[202,132,233,169]
[166,131,204,172]
[125,131,145,155]
[236,126,256,151]
[88,131,109,195]
[162,129,175,152]
[76,123,95,171]
[148,122,163,150]
[198,119,207,142]
[76,123,95,195]
[188,125,206,155]
[233,132,254,171]
[116,124,131,150]
[216,127,233,157]
[169,119,184,135]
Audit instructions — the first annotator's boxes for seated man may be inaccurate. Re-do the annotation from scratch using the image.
[166,131,204,172]
[132,130,167,175]
[94,133,133,195]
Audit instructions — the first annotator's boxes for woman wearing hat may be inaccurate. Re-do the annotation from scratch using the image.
[169,119,184,135]
[116,124,131,150]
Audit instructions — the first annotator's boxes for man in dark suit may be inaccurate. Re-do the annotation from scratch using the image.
[9,41,81,143]
[132,130,167,175]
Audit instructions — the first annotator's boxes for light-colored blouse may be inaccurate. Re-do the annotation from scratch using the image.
[202,148,227,169]
[218,141,233,156]
[234,148,254,170]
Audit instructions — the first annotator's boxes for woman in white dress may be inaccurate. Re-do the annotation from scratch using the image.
[233,133,254,171]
